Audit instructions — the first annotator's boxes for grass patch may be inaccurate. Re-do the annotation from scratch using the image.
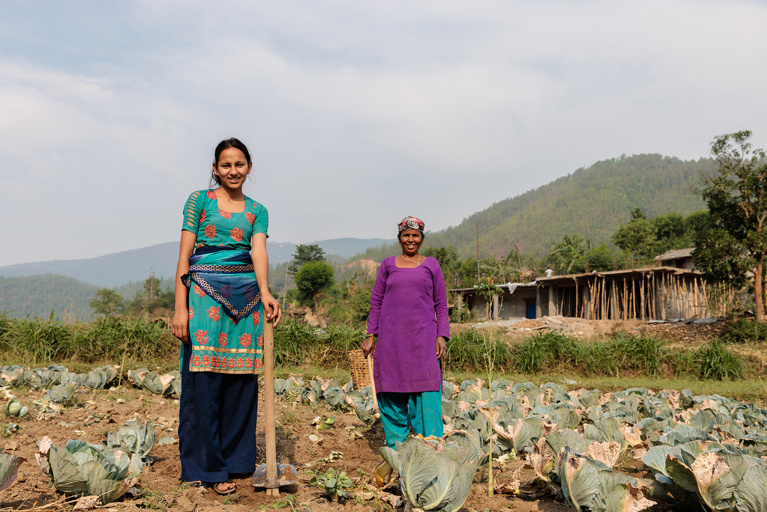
[695,339,745,380]
[273,320,363,370]
[720,318,767,343]
[610,331,666,376]
[446,327,511,372]
[0,313,176,365]
[0,313,761,392]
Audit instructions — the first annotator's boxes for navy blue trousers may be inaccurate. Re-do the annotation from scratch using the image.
[178,343,259,483]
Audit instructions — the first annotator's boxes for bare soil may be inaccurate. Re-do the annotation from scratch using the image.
[1,384,574,512]
[5,316,726,511]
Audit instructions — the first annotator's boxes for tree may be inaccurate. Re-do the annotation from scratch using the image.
[475,280,499,320]
[288,244,326,275]
[422,245,461,287]
[143,274,162,301]
[295,261,335,305]
[584,244,615,272]
[547,234,591,274]
[612,209,657,263]
[125,275,174,315]
[90,288,125,316]
[651,212,688,253]
[697,131,767,321]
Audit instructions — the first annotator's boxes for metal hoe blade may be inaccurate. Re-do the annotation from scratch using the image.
[252,462,298,488]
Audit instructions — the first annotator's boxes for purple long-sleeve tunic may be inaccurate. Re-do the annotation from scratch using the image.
[366,256,450,393]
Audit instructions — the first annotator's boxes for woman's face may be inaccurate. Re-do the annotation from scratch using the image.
[213,147,252,192]
[399,229,423,257]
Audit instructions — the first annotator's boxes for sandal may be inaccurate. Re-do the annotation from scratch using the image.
[211,481,236,495]
[184,481,205,489]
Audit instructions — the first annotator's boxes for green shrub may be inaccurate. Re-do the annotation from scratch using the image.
[79,315,174,360]
[670,349,698,377]
[446,328,511,372]
[513,332,579,373]
[348,289,372,324]
[274,320,318,366]
[0,313,175,364]
[450,308,471,324]
[273,320,364,370]
[582,342,617,376]
[324,323,365,356]
[720,318,767,344]
[609,332,666,376]
[696,339,745,380]
[0,316,68,364]
[0,313,11,338]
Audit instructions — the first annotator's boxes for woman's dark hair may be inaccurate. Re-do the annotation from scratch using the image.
[210,138,252,186]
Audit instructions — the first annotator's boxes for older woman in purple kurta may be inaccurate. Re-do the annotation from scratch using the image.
[361,216,450,448]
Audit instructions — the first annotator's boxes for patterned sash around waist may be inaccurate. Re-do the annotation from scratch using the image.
[188,263,254,274]
[182,249,260,323]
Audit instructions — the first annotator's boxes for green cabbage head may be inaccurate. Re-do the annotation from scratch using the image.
[379,435,479,512]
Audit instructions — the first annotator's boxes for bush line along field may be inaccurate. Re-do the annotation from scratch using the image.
[0,313,763,388]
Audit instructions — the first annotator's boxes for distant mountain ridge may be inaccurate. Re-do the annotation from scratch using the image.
[426,154,712,259]
[1,153,716,319]
[0,238,393,288]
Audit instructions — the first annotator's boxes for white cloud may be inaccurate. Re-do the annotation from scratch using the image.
[1,0,767,267]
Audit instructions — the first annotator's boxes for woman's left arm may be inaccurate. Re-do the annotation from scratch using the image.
[432,259,450,359]
[252,232,282,326]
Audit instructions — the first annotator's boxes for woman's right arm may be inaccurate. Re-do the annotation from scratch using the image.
[172,230,197,343]
[362,260,387,357]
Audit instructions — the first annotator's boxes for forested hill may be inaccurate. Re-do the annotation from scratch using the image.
[0,275,98,321]
[428,154,712,259]
[0,238,391,288]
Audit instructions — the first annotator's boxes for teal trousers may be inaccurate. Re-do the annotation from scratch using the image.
[378,390,443,448]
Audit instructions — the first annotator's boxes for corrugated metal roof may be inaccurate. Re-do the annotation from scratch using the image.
[655,247,694,261]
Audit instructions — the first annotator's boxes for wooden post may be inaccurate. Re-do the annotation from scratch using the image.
[622,276,627,321]
[559,286,564,316]
[264,319,279,497]
[575,279,580,318]
[648,273,654,320]
[536,286,542,318]
[548,285,556,317]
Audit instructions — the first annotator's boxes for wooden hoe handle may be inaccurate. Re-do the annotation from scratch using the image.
[263,318,279,497]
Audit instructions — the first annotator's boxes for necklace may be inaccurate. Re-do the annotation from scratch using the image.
[401,254,422,265]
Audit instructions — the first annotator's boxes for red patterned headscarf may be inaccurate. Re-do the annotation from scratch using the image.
[398,216,425,235]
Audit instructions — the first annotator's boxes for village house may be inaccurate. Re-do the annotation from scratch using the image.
[654,247,695,270]
[450,265,709,321]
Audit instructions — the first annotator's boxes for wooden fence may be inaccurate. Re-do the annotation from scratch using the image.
[542,267,711,321]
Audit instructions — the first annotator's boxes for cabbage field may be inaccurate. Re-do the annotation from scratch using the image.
[1,363,766,512]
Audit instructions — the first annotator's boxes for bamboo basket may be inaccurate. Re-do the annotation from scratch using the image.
[347,349,373,390]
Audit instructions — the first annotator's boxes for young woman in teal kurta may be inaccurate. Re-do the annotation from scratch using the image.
[180,189,269,373]
[172,138,281,494]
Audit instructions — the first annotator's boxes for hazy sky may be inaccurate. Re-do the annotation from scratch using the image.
[2,1,766,267]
